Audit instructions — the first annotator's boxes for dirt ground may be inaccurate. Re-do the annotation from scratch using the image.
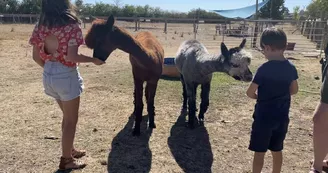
[0,22,325,173]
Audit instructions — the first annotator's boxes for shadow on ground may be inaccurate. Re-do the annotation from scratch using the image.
[107,114,153,173]
[168,113,213,173]
[160,75,180,81]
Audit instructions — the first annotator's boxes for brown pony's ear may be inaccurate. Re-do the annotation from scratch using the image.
[106,15,115,30]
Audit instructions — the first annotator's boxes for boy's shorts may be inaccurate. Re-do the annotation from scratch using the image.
[249,117,289,152]
[43,61,84,101]
[248,102,290,153]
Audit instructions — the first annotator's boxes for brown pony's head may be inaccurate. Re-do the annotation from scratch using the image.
[85,15,119,62]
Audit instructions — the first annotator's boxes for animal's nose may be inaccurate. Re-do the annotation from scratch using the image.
[246,75,253,82]
[245,70,253,81]
[244,73,253,82]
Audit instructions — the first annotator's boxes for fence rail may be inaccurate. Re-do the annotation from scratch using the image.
[1,13,327,57]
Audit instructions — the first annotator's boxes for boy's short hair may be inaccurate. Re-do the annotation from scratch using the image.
[260,27,287,50]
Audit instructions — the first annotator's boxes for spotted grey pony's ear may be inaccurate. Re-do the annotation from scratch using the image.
[239,38,246,49]
[221,42,230,59]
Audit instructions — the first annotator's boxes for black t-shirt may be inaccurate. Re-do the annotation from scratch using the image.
[253,59,298,120]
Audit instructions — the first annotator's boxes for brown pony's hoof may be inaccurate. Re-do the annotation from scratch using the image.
[180,108,188,116]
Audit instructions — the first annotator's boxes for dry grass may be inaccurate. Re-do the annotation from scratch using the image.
[0,22,324,173]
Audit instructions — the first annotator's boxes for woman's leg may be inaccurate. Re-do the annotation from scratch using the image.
[312,102,328,172]
[59,96,86,169]
[56,99,85,158]
[56,100,65,137]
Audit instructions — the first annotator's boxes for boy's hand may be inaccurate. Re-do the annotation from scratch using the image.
[246,82,258,99]
[93,58,105,65]
[290,80,298,95]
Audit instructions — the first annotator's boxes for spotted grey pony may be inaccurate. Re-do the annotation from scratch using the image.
[175,38,253,128]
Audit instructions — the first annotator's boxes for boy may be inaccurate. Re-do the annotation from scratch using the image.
[246,27,299,173]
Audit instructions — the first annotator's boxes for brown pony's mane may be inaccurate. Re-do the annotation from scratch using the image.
[85,18,138,49]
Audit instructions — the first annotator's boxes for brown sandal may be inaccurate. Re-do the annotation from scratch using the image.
[310,159,328,169]
[59,157,86,170]
[309,169,321,173]
[72,149,86,159]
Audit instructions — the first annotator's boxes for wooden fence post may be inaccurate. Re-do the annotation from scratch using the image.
[193,20,197,39]
[309,19,315,40]
[252,21,259,48]
[319,23,327,59]
[164,20,167,33]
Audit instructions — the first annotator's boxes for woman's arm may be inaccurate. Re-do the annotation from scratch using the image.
[66,45,96,63]
[65,45,104,65]
[32,46,44,68]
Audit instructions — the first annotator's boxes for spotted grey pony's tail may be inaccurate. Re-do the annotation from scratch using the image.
[321,42,328,82]
[180,73,188,111]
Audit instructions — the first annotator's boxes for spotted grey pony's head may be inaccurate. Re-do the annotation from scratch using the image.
[221,38,253,82]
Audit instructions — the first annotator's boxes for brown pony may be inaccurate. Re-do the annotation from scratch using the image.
[85,15,164,136]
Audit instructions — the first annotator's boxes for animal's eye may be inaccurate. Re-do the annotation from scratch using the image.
[232,64,240,68]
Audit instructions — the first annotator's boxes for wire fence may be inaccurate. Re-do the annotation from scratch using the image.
[1,14,327,58]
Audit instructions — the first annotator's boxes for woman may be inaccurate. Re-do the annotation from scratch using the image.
[310,43,328,173]
[28,0,104,170]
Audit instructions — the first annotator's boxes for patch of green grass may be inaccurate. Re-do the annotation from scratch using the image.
[211,73,237,87]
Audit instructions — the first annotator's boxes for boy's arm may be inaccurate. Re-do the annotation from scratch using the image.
[246,82,258,99]
[32,45,44,68]
[290,80,298,95]
[290,65,299,95]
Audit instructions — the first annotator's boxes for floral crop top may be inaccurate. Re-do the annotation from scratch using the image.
[29,22,84,67]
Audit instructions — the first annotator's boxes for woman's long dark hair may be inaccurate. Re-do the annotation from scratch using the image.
[38,0,81,28]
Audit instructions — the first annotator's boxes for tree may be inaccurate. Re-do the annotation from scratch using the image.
[305,0,328,20]
[293,6,300,20]
[75,0,83,8]
[0,0,225,19]
[113,0,122,8]
[75,0,84,15]
[121,4,136,17]
[259,0,287,19]
[18,0,41,14]
[0,0,19,13]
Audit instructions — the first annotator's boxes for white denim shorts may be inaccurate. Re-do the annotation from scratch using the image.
[43,61,84,101]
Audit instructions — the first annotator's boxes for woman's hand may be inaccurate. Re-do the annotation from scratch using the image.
[92,58,105,65]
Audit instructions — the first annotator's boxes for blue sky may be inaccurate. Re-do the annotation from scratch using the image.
[84,0,311,12]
